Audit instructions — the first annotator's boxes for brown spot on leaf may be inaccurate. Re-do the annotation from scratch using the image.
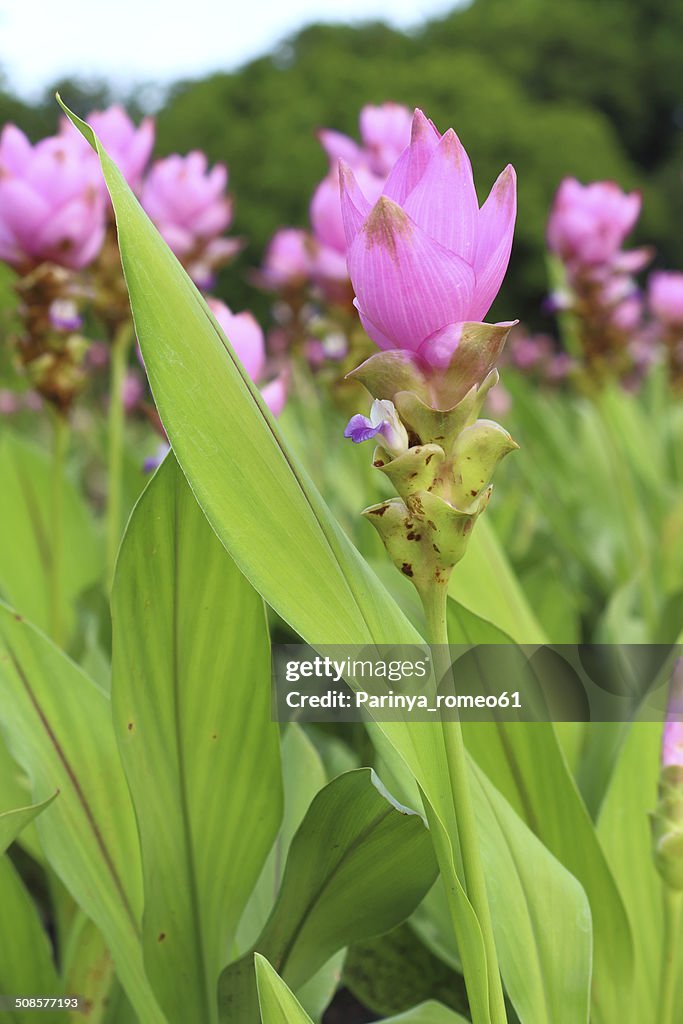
[127,722,134,731]
[158,933,166,943]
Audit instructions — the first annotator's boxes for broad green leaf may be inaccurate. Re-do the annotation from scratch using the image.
[597,722,665,1019]
[343,923,469,1018]
[0,856,67,1023]
[0,792,62,1022]
[470,760,592,1024]
[237,724,326,952]
[60,104,419,649]
[219,769,438,1022]
[254,955,313,1024]
[0,606,165,1023]
[371,727,592,1024]
[382,1002,470,1024]
[62,915,118,1024]
[0,792,55,853]
[0,430,102,640]
[449,518,546,643]
[112,454,283,1024]
[464,719,633,1023]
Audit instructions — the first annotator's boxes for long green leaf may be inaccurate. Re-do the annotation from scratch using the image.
[597,722,666,1019]
[0,606,164,1022]
[220,769,437,1022]
[464,719,633,1022]
[254,955,313,1024]
[112,454,283,1024]
[0,431,102,639]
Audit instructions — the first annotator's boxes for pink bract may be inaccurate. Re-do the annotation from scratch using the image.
[340,109,516,361]
[0,125,106,271]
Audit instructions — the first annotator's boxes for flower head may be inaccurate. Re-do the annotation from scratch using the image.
[0,125,106,271]
[340,109,516,366]
[141,152,239,287]
[547,178,641,268]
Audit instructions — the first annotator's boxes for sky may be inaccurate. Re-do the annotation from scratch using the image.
[0,0,457,100]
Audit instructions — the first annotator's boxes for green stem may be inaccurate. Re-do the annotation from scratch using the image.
[106,322,134,588]
[422,582,508,1024]
[658,887,683,1024]
[49,410,69,647]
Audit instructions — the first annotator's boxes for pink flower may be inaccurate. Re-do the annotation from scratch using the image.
[340,109,516,365]
[547,178,641,268]
[208,298,286,415]
[649,271,683,328]
[61,105,154,191]
[141,152,239,286]
[0,125,106,271]
[319,102,412,176]
[359,103,413,175]
[261,228,312,289]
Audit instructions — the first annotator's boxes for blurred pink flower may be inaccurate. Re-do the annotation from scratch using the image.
[208,298,287,415]
[141,152,239,286]
[61,105,154,191]
[340,109,516,364]
[649,271,683,328]
[318,102,412,176]
[310,166,384,285]
[547,178,641,268]
[261,228,312,289]
[0,389,20,415]
[122,372,144,412]
[359,102,413,175]
[0,125,106,271]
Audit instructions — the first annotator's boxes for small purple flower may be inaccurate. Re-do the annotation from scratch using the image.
[344,399,409,456]
[143,441,170,474]
[49,298,82,333]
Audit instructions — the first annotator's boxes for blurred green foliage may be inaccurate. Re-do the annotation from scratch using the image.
[1,0,681,321]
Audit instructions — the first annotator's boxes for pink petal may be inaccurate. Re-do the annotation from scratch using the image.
[471,164,517,320]
[339,161,372,247]
[354,301,399,351]
[347,196,475,351]
[383,109,441,204]
[403,129,479,261]
[318,129,362,168]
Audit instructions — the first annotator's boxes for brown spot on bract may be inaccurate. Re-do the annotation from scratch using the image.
[158,932,166,942]
[211,733,217,740]
[406,531,422,541]
[127,722,134,731]
[401,563,414,577]
[433,544,440,553]
[427,519,437,530]
[425,453,434,465]
[369,505,388,516]
[373,459,385,467]
[464,520,473,534]
[470,489,478,497]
